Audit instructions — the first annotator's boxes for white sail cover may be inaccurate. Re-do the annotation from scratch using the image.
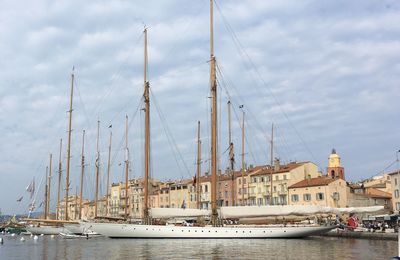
[150,208,211,218]
[219,205,384,219]
[335,206,384,214]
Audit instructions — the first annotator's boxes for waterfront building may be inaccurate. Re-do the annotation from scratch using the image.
[169,179,191,209]
[248,161,321,206]
[288,177,348,207]
[347,184,392,214]
[389,170,400,212]
[362,174,392,194]
[59,195,87,220]
[109,182,122,218]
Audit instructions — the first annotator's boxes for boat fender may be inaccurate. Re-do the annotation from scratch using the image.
[51,235,55,239]
[20,237,25,242]
[40,234,44,236]
[33,235,39,240]
[0,237,3,244]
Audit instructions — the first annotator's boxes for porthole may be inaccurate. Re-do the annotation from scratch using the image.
[236,231,238,233]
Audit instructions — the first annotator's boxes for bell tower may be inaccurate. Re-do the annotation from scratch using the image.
[327,148,345,180]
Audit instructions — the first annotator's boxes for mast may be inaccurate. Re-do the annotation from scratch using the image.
[196,121,202,209]
[75,186,78,220]
[47,153,52,219]
[124,115,129,219]
[44,166,48,219]
[270,123,274,205]
[228,100,235,206]
[241,107,245,206]
[56,139,62,220]
[79,130,85,219]
[65,69,74,221]
[106,130,112,217]
[210,0,218,226]
[143,27,151,224]
[95,120,100,218]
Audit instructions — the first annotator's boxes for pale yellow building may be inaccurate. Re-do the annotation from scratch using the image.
[362,174,392,194]
[288,177,348,207]
[389,170,400,212]
[169,180,191,208]
[248,161,321,206]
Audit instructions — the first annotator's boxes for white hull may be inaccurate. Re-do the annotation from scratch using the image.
[26,226,64,235]
[65,223,100,236]
[88,223,335,239]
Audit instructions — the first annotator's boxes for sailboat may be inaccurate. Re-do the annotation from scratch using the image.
[26,70,79,236]
[87,0,336,238]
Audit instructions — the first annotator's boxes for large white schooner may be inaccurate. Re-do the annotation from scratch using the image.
[87,0,339,239]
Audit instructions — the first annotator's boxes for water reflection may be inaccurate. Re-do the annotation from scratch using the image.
[0,235,397,260]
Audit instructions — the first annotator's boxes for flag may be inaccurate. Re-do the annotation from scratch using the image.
[16,196,23,202]
[26,178,35,199]
[192,176,196,186]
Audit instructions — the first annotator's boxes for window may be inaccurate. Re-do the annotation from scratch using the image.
[257,198,263,205]
[275,176,279,181]
[261,177,264,182]
[395,178,398,186]
[253,177,257,183]
[395,190,399,198]
[316,193,324,201]
[396,202,400,211]
[283,175,287,180]
[273,186,276,192]
[224,191,228,198]
[332,192,340,201]
[303,194,311,201]
[243,178,246,184]
[238,188,242,194]
[291,194,299,202]
[238,179,241,185]
[243,188,247,194]
[205,185,208,192]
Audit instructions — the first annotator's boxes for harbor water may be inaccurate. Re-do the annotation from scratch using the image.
[0,234,397,259]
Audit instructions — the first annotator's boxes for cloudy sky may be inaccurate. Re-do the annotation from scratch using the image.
[1,0,399,214]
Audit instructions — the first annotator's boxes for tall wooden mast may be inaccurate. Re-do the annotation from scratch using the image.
[95,120,100,218]
[65,69,74,221]
[210,0,218,226]
[241,108,245,205]
[56,139,62,220]
[270,123,274,205]
[44,166,49,219]
[79,130,85,219]
[47,153,52,219]
[106,130,112,217]
[196,121,202,209]
[124,115,129,219]
[228,100,235,206]
[143,27,150,223]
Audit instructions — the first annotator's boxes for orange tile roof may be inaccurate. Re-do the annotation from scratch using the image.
[365,188,392,199]
[289,177,336,189]
[250,162,306,177]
